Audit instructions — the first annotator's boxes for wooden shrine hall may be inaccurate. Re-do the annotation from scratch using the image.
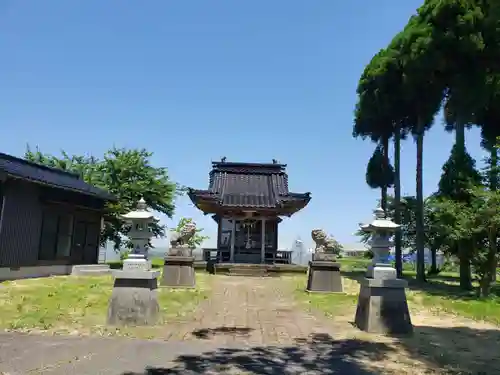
[188,159,311,264]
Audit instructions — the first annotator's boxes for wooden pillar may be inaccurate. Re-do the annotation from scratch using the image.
[261,218,266,264]
[216,216,222,261]
[230,218,235,263]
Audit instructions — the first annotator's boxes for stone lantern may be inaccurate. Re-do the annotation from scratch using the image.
[107,197,160,327]
[121,198,156,271]
[354,206,413,334]
[359,207,400,279]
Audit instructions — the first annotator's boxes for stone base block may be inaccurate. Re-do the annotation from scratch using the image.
[306,261,343,293]
[366,263,397,280]
[161,256,196,288]
[312,253,337,262]
[354,278,413,334]
[107,270,160,326]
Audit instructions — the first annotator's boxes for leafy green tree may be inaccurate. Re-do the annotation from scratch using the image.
[429,187,500,297]
[354,45,409,277]
[25,145,181,249]
[437,145,482,203]
[173,218,209,250]
[365,144,395,211]
[436,144,482,289]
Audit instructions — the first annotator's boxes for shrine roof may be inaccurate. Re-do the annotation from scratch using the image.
[188,160,311,214]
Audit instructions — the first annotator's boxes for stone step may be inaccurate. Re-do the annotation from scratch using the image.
[71,264,111,276]
[75,269,112,275]
[228,268,269,277]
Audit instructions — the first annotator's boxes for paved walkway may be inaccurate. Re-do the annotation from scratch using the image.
[0,276,402,374]
[162,275,339,345]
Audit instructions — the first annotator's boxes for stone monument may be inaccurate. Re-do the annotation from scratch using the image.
[107,198,160,326]
[161,221,196,288]
[354,207,413,334]
[306,229,343,293]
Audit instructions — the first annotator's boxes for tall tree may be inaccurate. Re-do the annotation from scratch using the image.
[429,187,500,297]
[395,16,445,282]
[354,46,409,276]
[365,144,395,211]
[393,124,405,277]
[436,144,482,289]
[25,146,181,249]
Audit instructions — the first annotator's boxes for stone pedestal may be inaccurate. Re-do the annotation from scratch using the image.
[123,253,150,272]
[354,277,412,334]
[161,255,195,288]
[306,253,343,293]
[107,270,160,326]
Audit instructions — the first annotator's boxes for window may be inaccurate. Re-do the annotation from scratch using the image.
[38,209,74,260]
[56,214,73,257]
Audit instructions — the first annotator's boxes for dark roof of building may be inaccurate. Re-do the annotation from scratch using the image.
[0,152,115,201]
[188,161,311,213]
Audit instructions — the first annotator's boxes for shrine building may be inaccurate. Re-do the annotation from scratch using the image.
[187,159,311,264]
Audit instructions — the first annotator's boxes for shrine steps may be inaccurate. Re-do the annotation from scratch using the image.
[228,266,269,277]
[211,263,307,277]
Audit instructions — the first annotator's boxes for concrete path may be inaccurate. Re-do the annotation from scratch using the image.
[0,276,392,374]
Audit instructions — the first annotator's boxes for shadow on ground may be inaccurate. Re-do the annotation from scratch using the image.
[394,325,500,374]
[192,327,253,339]
[122,333,394,374]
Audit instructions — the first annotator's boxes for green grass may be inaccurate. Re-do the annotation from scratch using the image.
[417,292,500,325]
[290,275,359,318]
[295,257,500,326]
[0,272,211,338]
[403,274,500,325]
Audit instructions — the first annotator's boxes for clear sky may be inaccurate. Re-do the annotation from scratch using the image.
[0,1,485,250]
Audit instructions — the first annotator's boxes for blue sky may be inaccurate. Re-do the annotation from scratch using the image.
[0,1,485,250]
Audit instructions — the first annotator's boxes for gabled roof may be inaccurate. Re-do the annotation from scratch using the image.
[188,160,311,215]
[0,152,115,201]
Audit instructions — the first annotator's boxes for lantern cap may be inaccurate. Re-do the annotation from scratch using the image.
[359,206,400,232]
[121,198,155,220]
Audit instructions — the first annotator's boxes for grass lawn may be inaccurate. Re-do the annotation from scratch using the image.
[299,256,500,326]
[0,272,212,338]
[291,271,500,374]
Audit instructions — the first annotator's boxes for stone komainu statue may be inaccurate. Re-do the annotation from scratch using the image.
[168,222,197,256]
[311,229,341,256]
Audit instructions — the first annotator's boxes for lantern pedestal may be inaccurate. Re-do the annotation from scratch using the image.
[306,253,343,293]
[355,207,413,335]
[366,263,397,280]
[354,277,412,334]
[161,252,196,288]
[107,269,160,326]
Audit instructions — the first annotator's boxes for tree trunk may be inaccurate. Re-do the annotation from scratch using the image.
[489,146,498,284]
[455,121,473,289]
[381,136,390,211]
[489,146,498,191]
[458,241,473,290]
[482,227,498,297]
[415,120,426,282]
[394,125,403,278]
[429,248,438,274]
[455,121,465,154]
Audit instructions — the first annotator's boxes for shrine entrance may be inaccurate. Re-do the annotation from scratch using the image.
[233,219,263,263]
